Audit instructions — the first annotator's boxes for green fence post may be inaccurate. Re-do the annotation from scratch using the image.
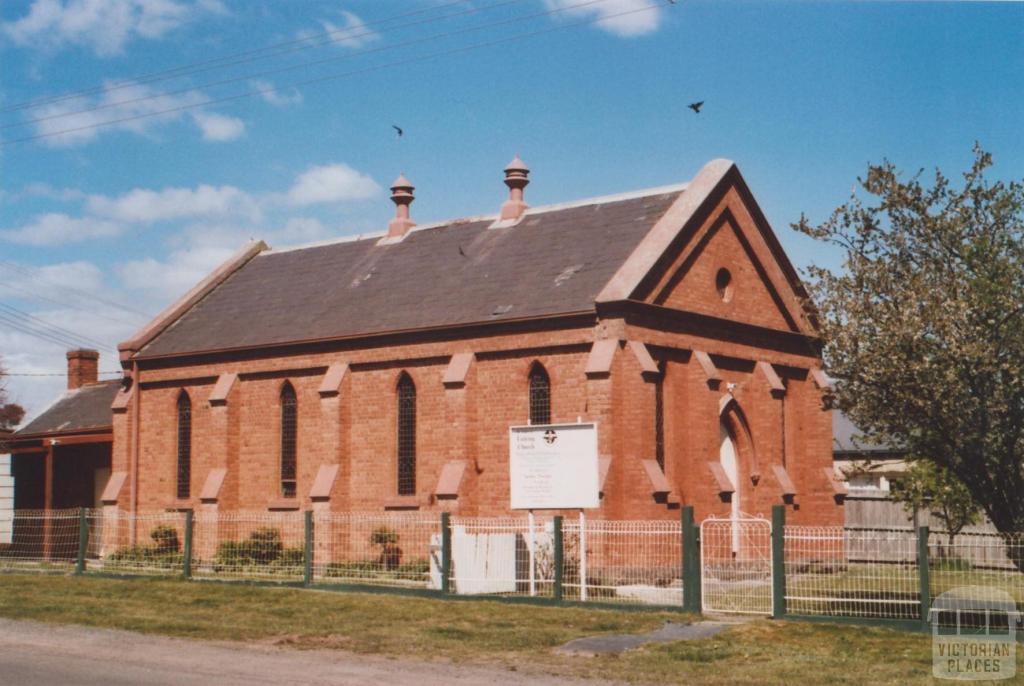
[182,509,193,580]
[304,510,314,586]
[918,525,931,629]
[553,515,564,603]
[75,508,88,575]
[682,506,699,613]
[440,512,452,595]
[771,504,786,619]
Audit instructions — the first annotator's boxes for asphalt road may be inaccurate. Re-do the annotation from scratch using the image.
[0,618,618,686]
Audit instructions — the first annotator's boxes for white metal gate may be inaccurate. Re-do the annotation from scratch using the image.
[700,514,773,615]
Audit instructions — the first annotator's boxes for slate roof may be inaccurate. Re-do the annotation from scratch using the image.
[15,381,119,438]
[833,411,899,455]
[140,186,685,357]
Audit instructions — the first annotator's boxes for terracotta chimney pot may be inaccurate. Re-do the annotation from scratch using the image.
[500,155,530,221]
[387,174,416,239]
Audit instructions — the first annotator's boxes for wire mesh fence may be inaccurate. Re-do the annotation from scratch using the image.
[0,509,81,571]
[928,530,1024,631]
[192,511,306,581]
[784,526,921,620]
[700,516,773,615]
[315,512,439,588]
[88,510,187,576]
[6,506,1024,629]
[562,518,683,605]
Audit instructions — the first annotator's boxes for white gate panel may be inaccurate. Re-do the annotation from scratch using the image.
[700,515,773,615]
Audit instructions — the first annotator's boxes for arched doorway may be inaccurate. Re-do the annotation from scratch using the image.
[719,420,741,554]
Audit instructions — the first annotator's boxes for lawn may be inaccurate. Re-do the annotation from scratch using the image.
[0,573,1008,684]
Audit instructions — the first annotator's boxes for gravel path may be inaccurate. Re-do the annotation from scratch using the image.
[0,619,626,686]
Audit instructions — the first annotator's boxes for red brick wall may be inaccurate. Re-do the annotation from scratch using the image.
[115,180,842,527]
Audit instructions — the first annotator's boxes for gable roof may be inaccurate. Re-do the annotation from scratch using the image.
[125,159,814,360]
[14,381,119,438]
[136,186,687,358]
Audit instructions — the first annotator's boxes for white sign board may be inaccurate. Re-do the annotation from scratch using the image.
[509,422,599,510]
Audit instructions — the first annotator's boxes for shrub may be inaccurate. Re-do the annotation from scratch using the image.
[248,527,284,561]
[215,528,286,568]
[370,527,401,570]
[106,544,183,567]
[150,524,180,554]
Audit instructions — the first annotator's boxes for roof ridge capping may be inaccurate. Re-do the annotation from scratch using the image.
[271,181,691,254]
[119,240,268,361]
[596,158,736,304]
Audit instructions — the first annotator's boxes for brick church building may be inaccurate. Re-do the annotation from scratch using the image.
[102,158,844,525]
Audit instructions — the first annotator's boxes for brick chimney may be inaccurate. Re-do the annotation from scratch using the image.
[500,155,530,221]
[67,349,99,390]
[387,174,416,239]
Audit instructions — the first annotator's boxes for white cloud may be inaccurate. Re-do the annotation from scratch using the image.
[117,244,237,300]
[545,0,663,38]
[251,80,303,107]
[33,260,107,293]
[300,11,379,51]
[0,212,123,245]
[2,0,218,57]
[21,182,88,202]
[86,184,261,224]
[286,163,381,206]
[28,80,208,147]
[191,110,245,141]
[2,161,379,244]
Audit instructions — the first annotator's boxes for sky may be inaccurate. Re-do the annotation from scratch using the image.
[0,0,1022,419]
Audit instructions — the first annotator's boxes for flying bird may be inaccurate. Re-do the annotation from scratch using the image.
[392,124,403,138]
[458,245,467,257]
[688,101,704,114]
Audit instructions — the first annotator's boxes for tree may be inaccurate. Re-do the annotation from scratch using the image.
[891,461,981,552]
[795,145,1024,568]
[0,356,26,436]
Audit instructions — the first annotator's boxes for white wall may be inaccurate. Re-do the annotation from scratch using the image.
[0,454,12,545]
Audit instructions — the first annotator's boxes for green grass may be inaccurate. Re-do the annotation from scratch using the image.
[0,573,1017,684]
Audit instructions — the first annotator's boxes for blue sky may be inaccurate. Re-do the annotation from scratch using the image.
[1,0,1022,417]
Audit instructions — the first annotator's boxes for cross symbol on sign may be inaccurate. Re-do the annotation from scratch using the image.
[544,429,557,444]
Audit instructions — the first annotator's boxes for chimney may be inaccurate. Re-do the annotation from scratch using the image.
[67,349,99,390]
[387,174,416,239]
[500,155,530,221]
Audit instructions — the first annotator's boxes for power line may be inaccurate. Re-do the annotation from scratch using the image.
[0,313,91,349]
[0,0,483,114]
[0,280,148,328]
[0,303,111,349]
[0,1,666,147]
[0,310,93,349]
[0,260,154,319]
[2,0,611,132]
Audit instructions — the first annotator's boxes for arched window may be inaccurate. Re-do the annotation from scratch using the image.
[396,373,416,496]
[176,391,191,499]
[528,363,551,425]
[280,382,297,498]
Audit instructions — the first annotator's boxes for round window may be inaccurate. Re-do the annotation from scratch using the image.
[715,268,733,302]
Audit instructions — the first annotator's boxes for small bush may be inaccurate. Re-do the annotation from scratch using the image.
[106,544,182,567]
[370,527,402,570]
[215,528,287,568]
[272,547,305,569]
[322,558,429,580]
[150,525,180,554]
